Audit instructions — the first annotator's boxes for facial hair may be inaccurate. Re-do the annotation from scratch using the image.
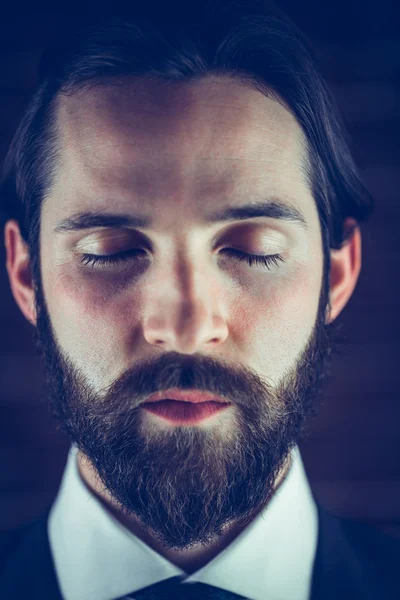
[31,250,340,552]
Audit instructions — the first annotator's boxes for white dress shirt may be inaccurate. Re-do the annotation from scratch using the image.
[48,443,318,600]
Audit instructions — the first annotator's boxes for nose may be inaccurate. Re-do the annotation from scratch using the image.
[142,271,229,354]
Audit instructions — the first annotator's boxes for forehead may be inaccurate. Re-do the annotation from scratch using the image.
[51,75,312,223]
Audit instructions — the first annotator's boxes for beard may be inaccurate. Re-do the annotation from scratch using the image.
[31,251,340,552]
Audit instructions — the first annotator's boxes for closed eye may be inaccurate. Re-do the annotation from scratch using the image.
[221,248,284,269]
[79,248,284,270]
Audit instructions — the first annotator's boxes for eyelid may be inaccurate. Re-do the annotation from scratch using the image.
[75,226,288,254]
[79,248,285,270]
[75,231,136,253]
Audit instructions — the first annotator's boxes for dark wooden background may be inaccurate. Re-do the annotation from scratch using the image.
[0,1,399,548]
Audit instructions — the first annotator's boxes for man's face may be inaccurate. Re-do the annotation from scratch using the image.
[31,75,336,551]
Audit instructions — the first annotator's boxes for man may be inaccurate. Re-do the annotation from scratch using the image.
[1,1,399,599]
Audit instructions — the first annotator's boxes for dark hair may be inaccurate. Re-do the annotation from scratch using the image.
[0,0,374,281]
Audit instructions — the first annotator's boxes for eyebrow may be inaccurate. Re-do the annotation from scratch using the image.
[53,199,308,234]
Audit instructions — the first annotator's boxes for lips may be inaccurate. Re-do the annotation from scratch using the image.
[142,399,231,425]
[143,388,230,404]
[141,388,232,425]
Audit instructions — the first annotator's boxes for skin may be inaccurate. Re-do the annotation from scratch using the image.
[5,75,361,572]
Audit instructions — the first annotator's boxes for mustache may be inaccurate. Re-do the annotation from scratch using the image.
[98,350,274,411]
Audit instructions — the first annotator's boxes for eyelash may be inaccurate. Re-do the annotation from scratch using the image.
[80,248,285,270]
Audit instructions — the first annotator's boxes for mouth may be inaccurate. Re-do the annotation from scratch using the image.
[141,399,231,425]
[143,388,231,404]
[141,388,232,425]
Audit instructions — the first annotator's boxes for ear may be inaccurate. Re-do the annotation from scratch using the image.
[4,219,37,326]
[326,217,362,324]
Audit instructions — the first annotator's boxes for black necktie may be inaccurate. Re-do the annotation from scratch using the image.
[119,575,250,599]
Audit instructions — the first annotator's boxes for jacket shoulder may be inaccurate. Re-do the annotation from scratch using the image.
[0,508,63,600]
[311,502,400,600]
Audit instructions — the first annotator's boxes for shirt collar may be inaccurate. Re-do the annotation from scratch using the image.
[48,444,318,600]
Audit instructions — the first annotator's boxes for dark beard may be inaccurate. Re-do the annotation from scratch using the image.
[31,252,340,552]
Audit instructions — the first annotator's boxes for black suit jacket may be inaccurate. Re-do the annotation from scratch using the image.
[0,502,399,600]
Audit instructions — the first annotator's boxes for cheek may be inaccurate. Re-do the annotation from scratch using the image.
[46,263,140,320]
[43,267,132,384]
[232,265,321,383]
